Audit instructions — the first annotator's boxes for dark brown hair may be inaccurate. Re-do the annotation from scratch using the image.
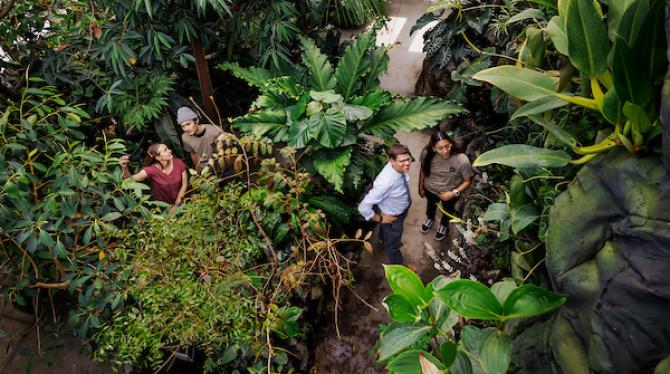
[143,143,164,168]
[387,144,410,160]
[422,130,454,178]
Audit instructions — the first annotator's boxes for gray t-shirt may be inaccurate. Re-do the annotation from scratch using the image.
[420,150,473,195]
[181,124,223,170]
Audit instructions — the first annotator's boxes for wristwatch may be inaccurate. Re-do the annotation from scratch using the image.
[452,189,460,197]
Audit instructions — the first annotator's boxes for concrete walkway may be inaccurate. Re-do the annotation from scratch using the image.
[311,1,458,372]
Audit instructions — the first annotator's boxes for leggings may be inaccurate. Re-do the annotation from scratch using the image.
[425,190,459,227]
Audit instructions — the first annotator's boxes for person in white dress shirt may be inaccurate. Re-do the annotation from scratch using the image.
[358,144,413,264]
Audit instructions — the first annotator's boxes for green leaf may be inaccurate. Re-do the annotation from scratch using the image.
[511,96,568,120]
[0,329,6,338]
[335,32,373,101]
[451,351,474,374]
[313,147,352,192]
[473,66,557,102]
[601,88,623,125]
[218,62,273,89]
[385,350,444,374]
[234,110,288,139]
[154,112,184,160]
[377,324,433,361]
[473,144,571,168]
[612,37,652,106]
[502,284,566,320]
[528,115,577,147]
[483,203,510,222]
[440,342,458,368]
[350,90,392,112]
[288,118,316,148]
[521,27,546,69]
[101,212,122,221]
[362,97,466,139]
[309,90,343,104]
[607,0,637,40]
[565,0,610,77]
[524,0,558,9]
[479,329,513,374]
[623,102,653,134]
[384,265,432,308]
[435,279,503,320]
[306,195,357,225]
[309,108,347,148]
[638,0,666,83]
[510,204,540,234]
[300,37,336,91]
[361,46,389,93]
[342,105,373,122]
[615,0,649,46]
[490,280,517,305]
[383,294,421,323]
[508,8,546,24]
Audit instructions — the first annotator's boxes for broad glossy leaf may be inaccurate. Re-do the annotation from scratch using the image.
[521,27,546,69]
[234,110,287,139]
[483,203,510,222]
[361,46,389,92]
[335,32,373,101]
[313,147,352,192]
[384,350,444,374]
[473,145,571,168]
[377,323,433,361]
[473,66,557,101]
[511,204,541,234]
[384,265,432,308]
[565,0,610,77]
[309,108,347,148]
[607,0,636,40]
[616,0,649,46]
[287,118,315,148]
[350,89,392,112]
[490,280,517,305]
[502,284,566,320]
[300,37,336,91]
[546,16,568,55]
[638,0,667,83]
[451,351,473,374]
[511,96,568,120]
[612,36,651,106]
[528,115,577,147]
[479,329,513,374]
[435,279,503,320]
[623,102,653,134]
[309,90,343,104]
[362,97,465,140]
[508,8,545,24]
[383,294,421,323]
[601,88,623,125]
[440,341,458,368]
[342,105,373,122]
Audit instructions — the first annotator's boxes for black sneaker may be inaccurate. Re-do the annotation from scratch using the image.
[420,218,434,233]
[435,224,448,241]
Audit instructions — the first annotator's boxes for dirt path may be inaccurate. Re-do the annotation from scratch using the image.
[310,1,460,372]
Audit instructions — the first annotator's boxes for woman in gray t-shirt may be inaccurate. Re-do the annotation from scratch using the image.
[418,131,473,241]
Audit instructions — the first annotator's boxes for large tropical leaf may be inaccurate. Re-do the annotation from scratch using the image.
[473,144,571,168]
[377,323,433,362]
[565,0,610,77]
[309,108,347,148]
[350,89,392,113]
[361,97,466,139]
[218,62,273,88]
[299,37,336,91]
[233,110,288,140]
[287,118,315,148]
[473,66,557,102]
[612,36,651,106]
[335,32,374,101]
[360,45,390,93]
[313,147,352,192]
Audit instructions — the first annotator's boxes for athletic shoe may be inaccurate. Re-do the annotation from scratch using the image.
[435,224,448,241]
[420,218,434,233]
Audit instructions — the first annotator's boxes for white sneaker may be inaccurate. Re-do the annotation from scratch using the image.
[420,218,434,233]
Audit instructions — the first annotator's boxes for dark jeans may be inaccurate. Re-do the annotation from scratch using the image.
[380,209,408,265]
[425,190,458,227]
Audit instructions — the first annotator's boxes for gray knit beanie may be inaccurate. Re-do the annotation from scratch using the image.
[176,107,198,124]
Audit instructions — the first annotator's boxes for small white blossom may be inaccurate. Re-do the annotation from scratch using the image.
[216,256,225,263]
[481,172,489,184]
[447,250,463,264]
[452,239,459,247]
[458,247,469,263]
[441,261,453,272]
[434,263,442,270]
[469,274,477,281]
[477,216,485,228]
[457,224,477,246]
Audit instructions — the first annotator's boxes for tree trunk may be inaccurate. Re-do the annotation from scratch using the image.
[192,40,216,122]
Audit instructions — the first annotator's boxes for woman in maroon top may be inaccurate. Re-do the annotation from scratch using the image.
[119,143,188,209]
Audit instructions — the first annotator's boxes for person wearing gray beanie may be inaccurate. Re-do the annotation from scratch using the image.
[177,106,222,172]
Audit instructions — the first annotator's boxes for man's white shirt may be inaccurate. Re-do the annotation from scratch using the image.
[358,163,411,221]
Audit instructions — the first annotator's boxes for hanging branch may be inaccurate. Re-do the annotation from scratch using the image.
[0,0,16,21]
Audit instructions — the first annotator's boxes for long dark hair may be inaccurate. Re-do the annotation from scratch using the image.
[422,130,454,178]
[143,143,164,168]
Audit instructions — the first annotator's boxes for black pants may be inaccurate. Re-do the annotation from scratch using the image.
[425,190,458,227]
[380,209,408,265]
